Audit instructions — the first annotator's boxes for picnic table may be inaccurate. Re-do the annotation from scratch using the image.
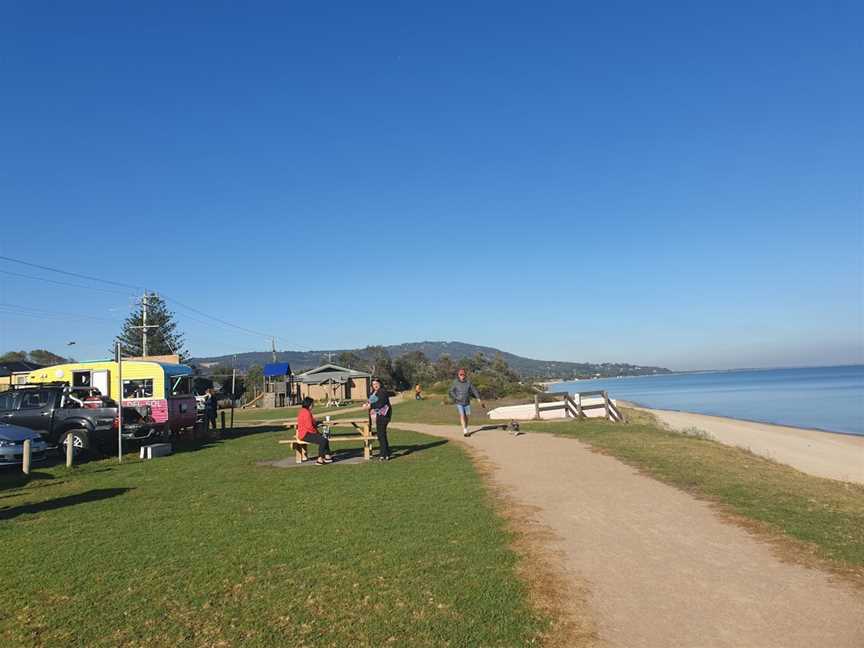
[279,417,378,463]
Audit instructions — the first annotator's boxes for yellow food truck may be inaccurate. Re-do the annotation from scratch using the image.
[26,360,197,435]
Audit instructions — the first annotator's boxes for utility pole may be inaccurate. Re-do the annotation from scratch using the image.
[231,354,236,430]
[131,290,158,357]
[271,337,277,363]
[116,341,123,463]
[142,291,148,357]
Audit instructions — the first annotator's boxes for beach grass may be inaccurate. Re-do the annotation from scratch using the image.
[523,411,864,575]
[0,425,546,647]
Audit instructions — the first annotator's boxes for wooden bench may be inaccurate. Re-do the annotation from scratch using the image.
[280,418,378,463]
[278,435,379,462]
[278,437,311,463]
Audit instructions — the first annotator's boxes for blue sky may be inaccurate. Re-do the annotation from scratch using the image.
[1,1,862,371]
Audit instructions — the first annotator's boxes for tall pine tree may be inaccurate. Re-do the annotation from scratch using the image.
[113,293,188,361]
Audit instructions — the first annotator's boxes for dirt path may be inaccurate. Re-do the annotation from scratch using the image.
[396,422,864,647]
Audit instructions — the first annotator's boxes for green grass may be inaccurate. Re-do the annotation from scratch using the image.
[232,403,346,422]
[524,413,864,571]
[1,427,546,647]
[364,396,509,426]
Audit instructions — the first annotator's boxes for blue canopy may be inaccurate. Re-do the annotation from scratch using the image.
[263,362,292,377]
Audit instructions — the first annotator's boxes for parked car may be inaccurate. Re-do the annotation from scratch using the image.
[0,385,161,457]
[0,423,49,466]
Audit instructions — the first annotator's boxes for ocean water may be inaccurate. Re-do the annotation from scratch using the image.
[550,365,864,436]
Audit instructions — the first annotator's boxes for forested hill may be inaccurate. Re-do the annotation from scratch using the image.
[190,341,671,380]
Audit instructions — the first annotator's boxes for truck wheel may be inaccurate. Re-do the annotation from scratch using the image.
[58,428,90,459]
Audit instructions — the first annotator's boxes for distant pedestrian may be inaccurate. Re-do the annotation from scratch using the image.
[295,397,332,465]
[205,387,218,431]
[449,368,485,436]
[364,378,392,460]
[414,384,423,400]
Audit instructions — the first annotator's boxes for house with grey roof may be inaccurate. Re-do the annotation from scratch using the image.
[296,364,371,402]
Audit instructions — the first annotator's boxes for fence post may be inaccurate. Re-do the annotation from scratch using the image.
[534,395,541,420]
[576,393,583,418]
[220,411,226,432]
[22,439,31,475]
[66,431,74,468]
[603,391,610,420]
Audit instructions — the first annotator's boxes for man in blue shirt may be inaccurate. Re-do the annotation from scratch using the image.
[448,368,485,436]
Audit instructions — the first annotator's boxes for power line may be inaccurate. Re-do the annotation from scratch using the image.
[0,303,122,323]
[0,255,143,291]
[0,255,276,340]
[0,255,318,352]
[161,295,279,341]
[0,268,136,297]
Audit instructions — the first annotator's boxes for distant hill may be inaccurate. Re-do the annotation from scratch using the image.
[190,341,671,380]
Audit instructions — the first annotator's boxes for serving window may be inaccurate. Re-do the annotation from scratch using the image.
[123,378,154,398]
[169,375,192,397]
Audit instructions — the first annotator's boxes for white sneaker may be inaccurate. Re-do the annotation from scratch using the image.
[463,428,469,437]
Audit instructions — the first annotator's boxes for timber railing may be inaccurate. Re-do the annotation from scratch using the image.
[533,391,623,422]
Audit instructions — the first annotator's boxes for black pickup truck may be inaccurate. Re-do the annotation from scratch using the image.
[0,385,158,456]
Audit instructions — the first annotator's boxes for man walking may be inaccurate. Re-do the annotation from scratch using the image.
[205,387,218,432]
[449,368,485,436]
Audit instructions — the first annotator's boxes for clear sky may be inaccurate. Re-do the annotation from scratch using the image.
[1,1,862,371]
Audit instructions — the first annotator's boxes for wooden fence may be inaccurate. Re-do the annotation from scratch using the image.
[533,391,623,422]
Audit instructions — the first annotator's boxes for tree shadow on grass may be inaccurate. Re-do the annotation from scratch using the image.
[0,470,56,492]
[0,487,133,521]
[318,439,447,462]
[220,424,284,440]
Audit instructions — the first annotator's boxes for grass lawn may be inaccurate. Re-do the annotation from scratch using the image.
[348,396,512,426]
[523,411,864,575]
[232,403,348,422]
[1,426,547,647]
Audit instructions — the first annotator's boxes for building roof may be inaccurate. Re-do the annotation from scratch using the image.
[0,361,43,376]
[263,362,292,377]
[296,363,371,384]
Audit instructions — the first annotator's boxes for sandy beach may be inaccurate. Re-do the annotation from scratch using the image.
[637,406,864,484]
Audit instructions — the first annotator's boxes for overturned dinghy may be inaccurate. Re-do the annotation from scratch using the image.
[488,391,622,422]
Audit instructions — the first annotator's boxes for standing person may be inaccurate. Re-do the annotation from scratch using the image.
[364,378,392,461]
[205,387,218,432]
[295,397,332,465]
[449,368,485,436]
[414,383,423,400]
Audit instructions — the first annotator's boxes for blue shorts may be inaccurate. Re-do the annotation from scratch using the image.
[455,404,471,416]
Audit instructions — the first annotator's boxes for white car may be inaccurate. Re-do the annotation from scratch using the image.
[0,423,49,466]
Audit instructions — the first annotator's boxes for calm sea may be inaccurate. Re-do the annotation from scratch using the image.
[550,365,864,436]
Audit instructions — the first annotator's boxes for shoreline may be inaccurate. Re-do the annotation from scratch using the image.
[628,403,864,485]
[616,399,864,438]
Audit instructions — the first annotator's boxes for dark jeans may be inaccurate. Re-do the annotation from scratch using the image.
[207,410,217,430]
[376,416,391,458]
[303,432,331,458]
